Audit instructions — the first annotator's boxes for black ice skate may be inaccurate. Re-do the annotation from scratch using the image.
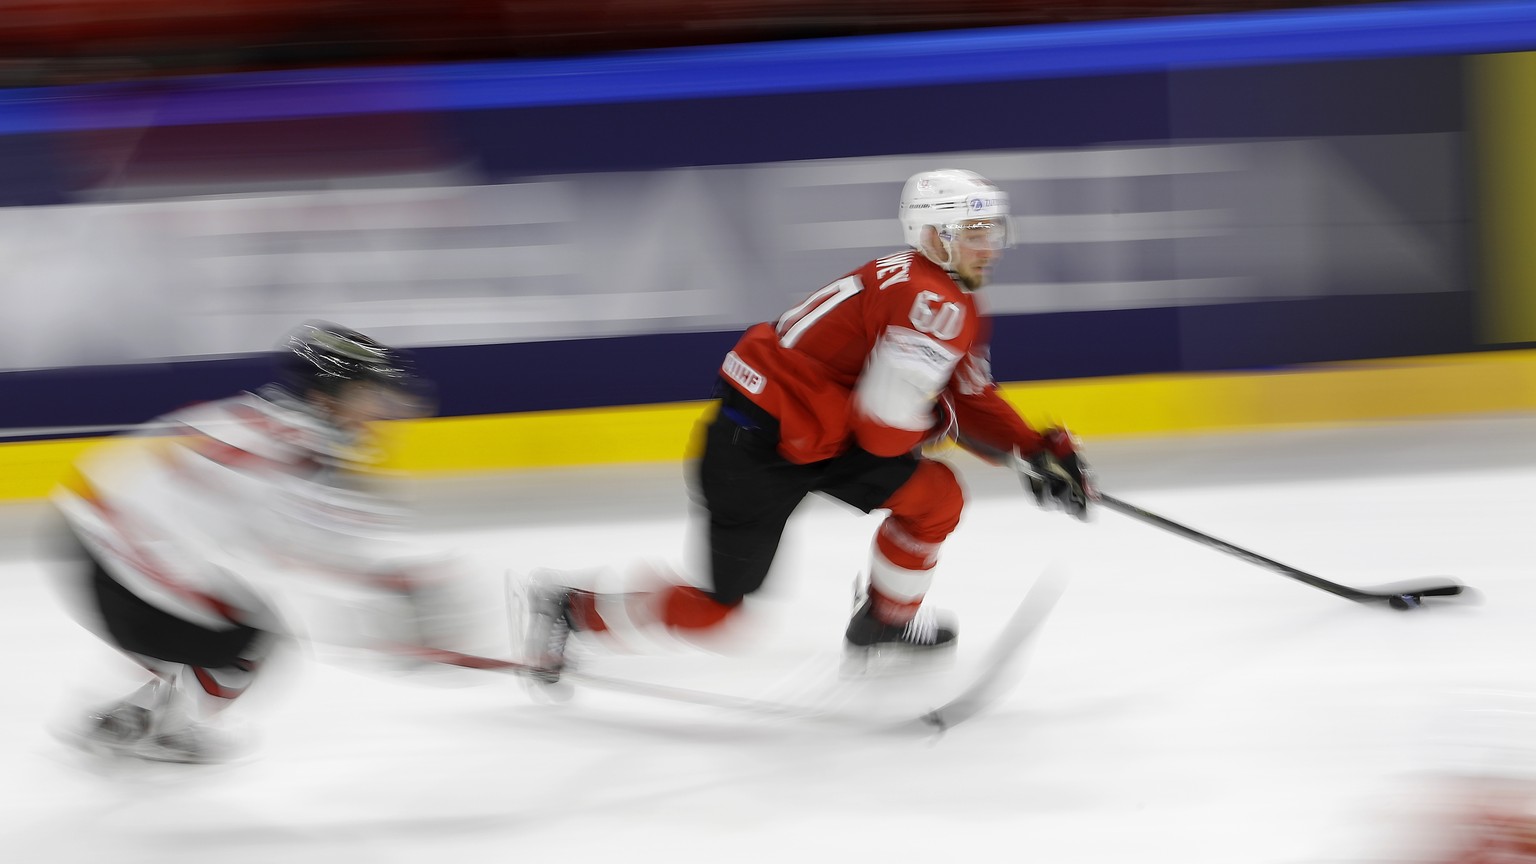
[843,596,958,675]
[62,702,240,764]
[845,598,958,649]
[523,577,579,685]
[69,703,152,758]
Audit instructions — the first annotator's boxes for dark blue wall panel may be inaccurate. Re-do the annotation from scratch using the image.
[0,8,1490,434]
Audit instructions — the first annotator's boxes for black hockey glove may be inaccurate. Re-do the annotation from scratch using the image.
[1017,428,1093,521]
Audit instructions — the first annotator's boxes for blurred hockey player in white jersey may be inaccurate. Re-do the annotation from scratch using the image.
[523,169,1092,684]
[51,321,448,763]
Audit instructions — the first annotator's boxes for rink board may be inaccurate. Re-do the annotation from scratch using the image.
[2,347,1533,501]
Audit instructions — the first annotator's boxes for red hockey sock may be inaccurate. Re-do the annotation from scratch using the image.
[569,586,737,639]
[659,585,737,631]
[567,590,608,633]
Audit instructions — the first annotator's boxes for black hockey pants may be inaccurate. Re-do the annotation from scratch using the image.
[695,384,919,606]
[67,530,267,670]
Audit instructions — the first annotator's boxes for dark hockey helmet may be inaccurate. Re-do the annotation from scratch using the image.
[279,320,418,398]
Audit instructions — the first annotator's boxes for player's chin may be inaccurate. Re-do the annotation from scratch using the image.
[960,270,992,291]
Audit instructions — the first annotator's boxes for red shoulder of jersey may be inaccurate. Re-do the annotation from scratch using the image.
[721,250,988,463]
[852,250,980,357]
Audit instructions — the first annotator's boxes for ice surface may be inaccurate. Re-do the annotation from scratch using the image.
[4,416,1535,864]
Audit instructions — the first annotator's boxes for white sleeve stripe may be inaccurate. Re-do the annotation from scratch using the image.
[778,275,863,348]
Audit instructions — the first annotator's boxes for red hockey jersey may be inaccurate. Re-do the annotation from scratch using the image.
[720,249,1044,464]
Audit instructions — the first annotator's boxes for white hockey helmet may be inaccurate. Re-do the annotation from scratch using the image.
[899,169,1011,266]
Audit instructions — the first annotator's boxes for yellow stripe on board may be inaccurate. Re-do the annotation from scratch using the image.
[998,350,1536,436]
[372,400,716,473]
[0,437,112,504]
[1474,52,1536,345]
[5,349,1536,501]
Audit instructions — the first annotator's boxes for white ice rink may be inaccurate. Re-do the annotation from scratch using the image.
[3,416,1535,864]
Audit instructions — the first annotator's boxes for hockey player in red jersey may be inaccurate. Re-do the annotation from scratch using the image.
[51,321,448,763]
[525,168,1091,681]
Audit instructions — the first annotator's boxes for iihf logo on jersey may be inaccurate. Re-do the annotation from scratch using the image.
[722,351,766,394]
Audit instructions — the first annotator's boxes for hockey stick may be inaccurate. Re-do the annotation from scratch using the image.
[397,569,1067,731]
[393,644,906,726]
[1095,492,1464,609]
[1012,456,1465,609]
[920,565,1069,733]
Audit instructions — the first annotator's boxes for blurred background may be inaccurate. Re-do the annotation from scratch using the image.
[7,5,1536,862]
[1,0,1534,462]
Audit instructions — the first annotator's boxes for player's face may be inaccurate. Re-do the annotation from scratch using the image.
[949,218,1006,290]
[328,381,425,428]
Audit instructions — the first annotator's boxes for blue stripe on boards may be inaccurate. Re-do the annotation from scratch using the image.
[0,0,1534,135]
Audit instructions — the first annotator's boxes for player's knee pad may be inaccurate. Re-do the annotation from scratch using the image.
[881,459,964,543]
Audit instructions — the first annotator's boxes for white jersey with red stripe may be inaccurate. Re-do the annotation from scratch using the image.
[53,386,415,630]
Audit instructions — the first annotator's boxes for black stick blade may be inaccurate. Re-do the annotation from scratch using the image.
[1355,579,1465,607]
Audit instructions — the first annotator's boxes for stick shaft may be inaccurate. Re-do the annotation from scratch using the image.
[1095,492,1461,604]
[1096,493,1356,598]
